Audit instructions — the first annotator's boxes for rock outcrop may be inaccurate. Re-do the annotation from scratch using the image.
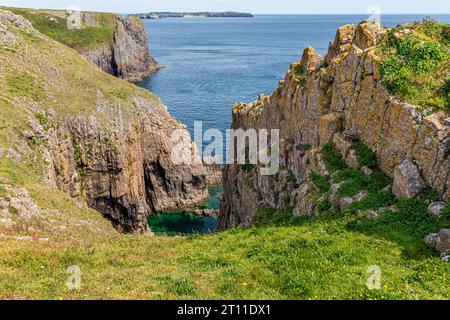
[425,229,450,262]
[0,10,207,234]
[220,21,450,229]
[8,8,162,82]
[66,14,162,82]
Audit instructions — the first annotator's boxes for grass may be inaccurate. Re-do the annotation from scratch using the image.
[379,18,450,112]
[4,7,116,50]
[0,201,449,299]
[6,72,45,102]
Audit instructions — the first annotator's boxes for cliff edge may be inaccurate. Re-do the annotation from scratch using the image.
[220,20,450,229]
[0,9,207,234]
[3,7,162,82]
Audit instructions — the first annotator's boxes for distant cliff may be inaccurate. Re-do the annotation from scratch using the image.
[220,20,450,229]
[4,7,162,82]
[133,12,254,19]
[0,9,208,234]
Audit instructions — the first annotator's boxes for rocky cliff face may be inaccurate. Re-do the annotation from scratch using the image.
[220,21,449,229]
[0,10,207,234]
[83,15,162,82]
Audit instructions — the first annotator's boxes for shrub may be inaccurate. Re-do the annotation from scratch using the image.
[379,19,449,112]
[310,172,330,193]
[322,142,347,172]
[353,142,377,168]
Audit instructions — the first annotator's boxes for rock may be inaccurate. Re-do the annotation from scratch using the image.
[361,166,373,176]
[392,160,425,199]
[192,208,219,216]
[301,47,322,73]
[345,149,359,169]
[388,205,400,213]
[339,190,368,209]
[333,133,352,159]
[21,131,35,140]
[112,16,162,82]
[319,113,342,146]
[366,210,379,220]
[5,148,20,161]
[427,202,447,218]
[425,229,450,262]
[329,183,343,208]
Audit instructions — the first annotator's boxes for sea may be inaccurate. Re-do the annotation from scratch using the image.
[140,14,450,234]
[139,14,450,136]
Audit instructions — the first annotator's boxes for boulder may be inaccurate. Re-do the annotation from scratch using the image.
[425,229,450,262]
[427,202,447,218]
[339,190,368,209]
[392,160,425,199]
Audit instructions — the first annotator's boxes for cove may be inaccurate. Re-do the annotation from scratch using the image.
[148,187,222,236]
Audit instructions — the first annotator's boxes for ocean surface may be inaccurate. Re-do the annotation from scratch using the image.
[141,14,450,234]
[139,14,450,137]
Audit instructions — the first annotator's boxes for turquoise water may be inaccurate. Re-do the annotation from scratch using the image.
[148,188,222,235]
[140,14,450,138]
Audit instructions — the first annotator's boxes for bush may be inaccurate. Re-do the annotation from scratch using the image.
[310,172,330,193]
[353,142,377,168]
[322,142,347,172]
[379,20,449,112]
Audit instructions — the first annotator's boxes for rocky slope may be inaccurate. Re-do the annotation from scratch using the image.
[0,9,208,234]
[220,20,450,229]
[4,7,162,82]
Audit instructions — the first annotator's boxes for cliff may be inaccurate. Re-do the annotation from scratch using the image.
[4,7,162,82]
[0,9,208,234]
[220,20,450,229]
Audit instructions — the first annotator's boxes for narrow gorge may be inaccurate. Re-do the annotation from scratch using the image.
[220,21,449,237]
[0,9,211,234]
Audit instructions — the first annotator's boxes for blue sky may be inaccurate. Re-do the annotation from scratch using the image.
[1,0,449,14]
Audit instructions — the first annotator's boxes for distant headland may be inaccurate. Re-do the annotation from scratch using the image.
[131,12,254,19]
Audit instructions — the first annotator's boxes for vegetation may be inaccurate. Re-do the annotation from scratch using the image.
[4,7,116,49]
[6,72,45,102]
[291,62,307,86]
[310,172,331,193]
[379,18,450,112]
[353,141,377,168]
[322,142,348,172]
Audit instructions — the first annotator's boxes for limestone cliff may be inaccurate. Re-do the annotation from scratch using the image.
[82,15,162,82]
[0,10,207,234]
[4,7,162,82]
[220,21,449,229]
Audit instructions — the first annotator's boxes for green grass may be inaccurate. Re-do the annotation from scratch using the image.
[6,72,45,102]
[0,202,448,299]
[5,7,116,50]
[379,18,449,112]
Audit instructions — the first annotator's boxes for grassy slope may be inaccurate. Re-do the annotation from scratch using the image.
[379,18,450,112]
[0,12,448,299]
[1,6,117,50]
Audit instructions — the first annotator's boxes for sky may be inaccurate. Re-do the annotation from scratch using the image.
[1,0,449,14]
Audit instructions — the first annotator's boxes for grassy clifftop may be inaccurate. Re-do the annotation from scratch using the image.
[379,18,450,112]
[1,6,117,50]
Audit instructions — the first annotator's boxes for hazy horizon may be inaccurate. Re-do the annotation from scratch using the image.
[1,0,449,15]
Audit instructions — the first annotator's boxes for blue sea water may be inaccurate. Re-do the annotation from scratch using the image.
[140,14,450,235]
[139,14,450,137]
